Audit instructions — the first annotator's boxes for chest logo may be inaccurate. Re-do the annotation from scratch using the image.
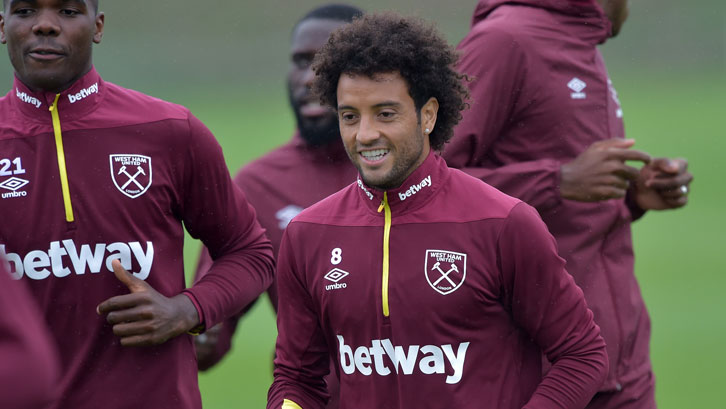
[567,77,587,99]
[110,154,153,199]
[425,250,467,295]
[324,268,349,291]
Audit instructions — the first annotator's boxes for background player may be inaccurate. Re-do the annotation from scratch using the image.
[444,1,693,407]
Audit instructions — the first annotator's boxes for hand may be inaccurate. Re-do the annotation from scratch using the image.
[195,323,223,370]
[97,260,200,347]
[632,157,692,210]
[560,138,651,202]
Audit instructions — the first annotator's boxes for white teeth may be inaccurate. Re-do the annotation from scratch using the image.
[361,149,389,161]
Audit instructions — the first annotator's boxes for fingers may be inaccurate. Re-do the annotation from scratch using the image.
[97,293,151,315]
[112,259,149,293]
[105,305,154,325]
[607,148,651,164]
[649,157,688,174]
[593,138,636,150]
[645,172,693,190]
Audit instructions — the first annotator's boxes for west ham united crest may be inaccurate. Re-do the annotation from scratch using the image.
[425,249,467,295]
[109,154,152,199]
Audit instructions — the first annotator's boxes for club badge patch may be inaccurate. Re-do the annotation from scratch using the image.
[425,249,467,295]
[110,154,152,199]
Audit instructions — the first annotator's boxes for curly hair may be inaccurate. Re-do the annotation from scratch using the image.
[311,12,470,151]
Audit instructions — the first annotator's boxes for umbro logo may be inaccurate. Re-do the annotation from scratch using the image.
[567,77,587,99]
[325,268,349,291]
[0,177,29,199]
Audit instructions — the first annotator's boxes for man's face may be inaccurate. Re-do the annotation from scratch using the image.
[0,0,104,93]
[337,72,437,190]
[288,18,346,146]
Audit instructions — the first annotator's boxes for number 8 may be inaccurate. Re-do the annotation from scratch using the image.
[331,248,342,265]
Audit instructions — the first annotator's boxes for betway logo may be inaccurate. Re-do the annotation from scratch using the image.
[68,82,98,103]
[0,241,153,281]
[15,88,42,108]
[398,175,431,201]
[338,335,469,384]
[357,178,374,201]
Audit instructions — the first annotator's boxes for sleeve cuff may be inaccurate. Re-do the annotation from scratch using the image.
[181,290,206,335]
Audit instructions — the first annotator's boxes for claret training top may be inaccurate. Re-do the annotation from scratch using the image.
[0,68,274,409]
[445,0,654,393]
[268,152,608,409]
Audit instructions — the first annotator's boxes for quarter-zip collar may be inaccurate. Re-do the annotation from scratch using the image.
[10,66,104,123]
[472,0,611,44]
[356,151,449,215]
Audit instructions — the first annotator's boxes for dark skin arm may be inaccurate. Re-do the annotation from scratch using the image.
[97,260,199,347]
[560,138,651,201]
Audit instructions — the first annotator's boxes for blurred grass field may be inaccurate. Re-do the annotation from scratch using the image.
[178,70,726,409]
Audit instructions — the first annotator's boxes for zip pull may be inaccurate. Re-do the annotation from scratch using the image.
[378,201,384,213]
[50,93,75,223]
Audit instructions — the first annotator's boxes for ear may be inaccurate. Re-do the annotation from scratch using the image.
[1,13,6,45]
[93,12,104,44]
[420,97,439,135]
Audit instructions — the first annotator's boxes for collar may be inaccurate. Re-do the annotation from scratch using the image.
[10,67,105,122]
[291,130,350,163]
[356,151,450,215]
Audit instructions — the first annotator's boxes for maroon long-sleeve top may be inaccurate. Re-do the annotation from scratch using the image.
[268,152,607,409]
[0,68,274,409]
[444,0,651,392]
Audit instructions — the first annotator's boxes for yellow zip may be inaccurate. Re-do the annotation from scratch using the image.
[378,192,392,317]
[282,399,302,409]
[49,94,74,222]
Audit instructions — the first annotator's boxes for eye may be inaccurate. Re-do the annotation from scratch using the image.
[60,9,81,16]
[292,54,314,69]
[378,111,396,120]
[12,8,35,16]
[340,112,358,123]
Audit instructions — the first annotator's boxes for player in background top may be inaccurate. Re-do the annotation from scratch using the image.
[194,5,362,407]
[444,1,693,408]
[268,12,608,409]
[0,1,274,408]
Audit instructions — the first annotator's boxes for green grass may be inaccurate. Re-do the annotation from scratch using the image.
[179,71,726,408]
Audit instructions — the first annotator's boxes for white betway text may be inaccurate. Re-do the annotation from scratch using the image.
[337,335,469,384]
[16,88,42,108]
[0,241,154,281]
[68,82,99,103]
[398,175,431,201]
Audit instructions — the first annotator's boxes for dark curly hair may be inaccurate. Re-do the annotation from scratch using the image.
[311,12,470,151]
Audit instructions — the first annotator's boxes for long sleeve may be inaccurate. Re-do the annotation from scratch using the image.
[444,25,562,212]
[0,260,60,409]
[267,227,329,409]
[180,114,275,328]
[498,203,608,409]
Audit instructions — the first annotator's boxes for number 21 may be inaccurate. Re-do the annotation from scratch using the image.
[0,157,25,176]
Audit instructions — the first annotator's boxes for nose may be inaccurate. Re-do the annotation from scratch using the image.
[302,65,315,89]
[32,10,61,36]
[356,115,380,145]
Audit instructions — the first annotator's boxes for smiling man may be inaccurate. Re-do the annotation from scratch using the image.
[267,12,608,409]
[0,1,274,408]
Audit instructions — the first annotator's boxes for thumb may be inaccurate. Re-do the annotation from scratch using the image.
[112,259,149,293]
[651,157,679,173]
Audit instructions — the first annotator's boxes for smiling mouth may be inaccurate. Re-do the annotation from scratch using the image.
[360,149,389,162]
